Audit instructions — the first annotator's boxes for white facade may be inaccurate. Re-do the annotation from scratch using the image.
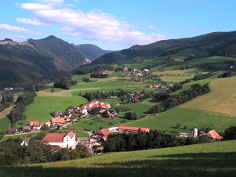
[45,134,77,150]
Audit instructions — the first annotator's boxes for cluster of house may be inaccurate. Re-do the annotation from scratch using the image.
[177,128,223,140]
[5,100,117,135]
[87,126,151,153]
[18,125,150,153]
[122,66,150,78]
[20,125,223,153]
[45,100,116,128]
[122,92,146,104]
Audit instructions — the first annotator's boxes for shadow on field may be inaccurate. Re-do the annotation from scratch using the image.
[0,152,236,177]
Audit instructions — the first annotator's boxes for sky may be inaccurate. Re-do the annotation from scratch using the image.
[0,0,236,50]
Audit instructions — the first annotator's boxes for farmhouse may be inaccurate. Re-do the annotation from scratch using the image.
[42,131,77,150]
[97,126,151,140]
[29,120,42,130]
[51,117,66,125]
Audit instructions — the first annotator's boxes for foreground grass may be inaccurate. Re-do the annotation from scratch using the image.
[125,107,236,132]
[24,96,88,123]
[1,140,236,177]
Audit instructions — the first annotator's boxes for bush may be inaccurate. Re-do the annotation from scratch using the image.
[198,135,212,143]
[124,112,138,120]
[224,127,236,140]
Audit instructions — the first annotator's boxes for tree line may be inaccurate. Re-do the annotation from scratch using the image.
[103,130,214,152]
[149,84,210,114]
[0,93,14,112]
[7,92,36,126]
[0,139,90,165]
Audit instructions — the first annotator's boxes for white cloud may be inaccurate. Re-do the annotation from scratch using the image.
[20,3,52,10]
[41,0,64,5]
[20,1,167,48]
[0,24,30,33]
[16,18,47,26]
[0,24,41,35]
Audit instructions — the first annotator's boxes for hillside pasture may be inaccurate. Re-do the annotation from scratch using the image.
[24,96,88,123]
[1,140,236,177]
[181,76,236,116]
[125,107,236,132]
[70,117,126,131]
[0,117,11,132]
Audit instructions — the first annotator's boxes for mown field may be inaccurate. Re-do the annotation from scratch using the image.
[182,76,236,116]
[24,96,88,123]
[1,140,236,177]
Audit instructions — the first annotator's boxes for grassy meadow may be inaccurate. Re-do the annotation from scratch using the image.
[70,117,127,131]
[182,76,236,116]
[125,107,236,132]
[0,117,11,132]
[1,140,236,177]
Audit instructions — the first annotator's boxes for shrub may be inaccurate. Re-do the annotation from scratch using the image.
[198,135,212,143]
[124,112,138,120]
[224,127,236,140]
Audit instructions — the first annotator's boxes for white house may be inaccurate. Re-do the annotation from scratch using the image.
[42,132,77,150]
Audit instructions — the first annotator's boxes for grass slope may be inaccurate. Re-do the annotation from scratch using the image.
[125,107,236,132]
[24,96,88,123]
[182,76,236,116]
[0,117,10,132]
[1,140,236,177]
[70,117,127,131]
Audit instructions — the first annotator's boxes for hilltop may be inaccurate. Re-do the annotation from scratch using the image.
[0,36,108,88]
[93,31,236,65]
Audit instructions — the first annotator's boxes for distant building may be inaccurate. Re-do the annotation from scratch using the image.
[42,132,77,150]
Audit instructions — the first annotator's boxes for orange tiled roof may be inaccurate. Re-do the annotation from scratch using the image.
[51,117,65,124]
[99,128,112,136]
[42,133,66,143]
[207,130,223,140]
[118,125,150,132]
[29,120,41,126]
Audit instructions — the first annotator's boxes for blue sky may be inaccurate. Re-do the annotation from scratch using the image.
[0,0,235,49]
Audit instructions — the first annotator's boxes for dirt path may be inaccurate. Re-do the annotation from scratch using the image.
[0,106,13,118]
[4,130,41,137]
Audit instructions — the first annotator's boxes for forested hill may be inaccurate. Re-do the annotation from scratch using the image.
[0,36,107,88]
[76,44,111,61]
[93,31,236,65]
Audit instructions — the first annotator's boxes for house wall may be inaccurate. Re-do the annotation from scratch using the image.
[46,135,77,150]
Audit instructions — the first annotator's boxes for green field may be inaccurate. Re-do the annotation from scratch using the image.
[24,96,88,123]
[182,76,236,116]
[70,117,127,131]
[123,102,153,117]
[125,107,236,132]
[1,140,236,177]
[0,117,11,132]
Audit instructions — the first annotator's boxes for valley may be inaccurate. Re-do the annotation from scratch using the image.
[1,31,236,177]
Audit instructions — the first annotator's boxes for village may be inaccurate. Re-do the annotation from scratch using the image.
[2,66,224,154]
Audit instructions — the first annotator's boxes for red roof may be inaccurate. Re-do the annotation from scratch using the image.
[99,128,112,136]
[118,125,150,132]
[29,120,41,126]
[42,133,66,143]
[66,131,76,138]
[51,117,65,124]
[207,130,223,140]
